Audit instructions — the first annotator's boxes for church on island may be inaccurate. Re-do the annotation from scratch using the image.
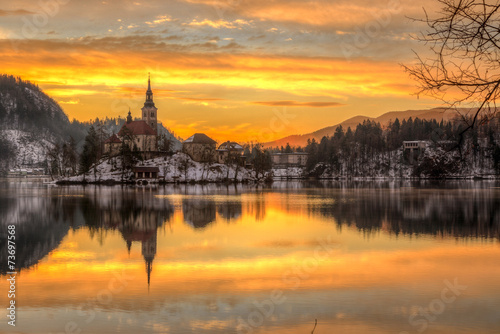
[104,74,158,158]
[103,75,247,178]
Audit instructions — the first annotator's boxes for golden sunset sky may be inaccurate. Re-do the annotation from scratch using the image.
[0,0,443,142]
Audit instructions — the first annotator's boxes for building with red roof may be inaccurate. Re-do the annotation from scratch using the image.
[103,133,122,156]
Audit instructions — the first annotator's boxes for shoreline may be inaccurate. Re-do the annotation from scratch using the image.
[50,174,499,185]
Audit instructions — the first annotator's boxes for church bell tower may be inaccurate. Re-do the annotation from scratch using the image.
[141,73,158,133]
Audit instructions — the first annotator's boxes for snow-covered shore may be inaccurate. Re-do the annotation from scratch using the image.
[58,153,259,184]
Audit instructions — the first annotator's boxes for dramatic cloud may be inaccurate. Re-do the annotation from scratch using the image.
[0,0,442,141]
[0,9,34,16]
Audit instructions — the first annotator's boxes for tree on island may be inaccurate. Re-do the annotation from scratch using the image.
[223,148,242,181]
[157,133,174,155]
[177,153,194,181]
[0,135,14,175]
[79,125,100,179]
[62,136,78,176]
[404,0,500,138]
[250,144,272,180]
[47,143,62,178]
[118,127,140,181]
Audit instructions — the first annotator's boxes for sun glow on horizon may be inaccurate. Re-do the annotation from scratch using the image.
[0,0,443,142]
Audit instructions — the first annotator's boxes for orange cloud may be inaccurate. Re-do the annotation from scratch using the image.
[0,9,34,16]
[0,36,420,141]
[181,0,435,29]
[253,100,345,107]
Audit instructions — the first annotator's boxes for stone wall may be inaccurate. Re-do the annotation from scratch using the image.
[183,143,217,162]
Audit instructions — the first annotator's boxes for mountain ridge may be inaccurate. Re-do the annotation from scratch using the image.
[264,107,463,148]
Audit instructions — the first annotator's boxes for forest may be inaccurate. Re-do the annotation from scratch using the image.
[295,117,500,177]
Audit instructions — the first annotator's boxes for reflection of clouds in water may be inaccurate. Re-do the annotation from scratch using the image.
[2,181,500,274]
[1,181,500,333]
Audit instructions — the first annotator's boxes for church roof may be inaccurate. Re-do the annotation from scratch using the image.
[217,141,243,151]
[104,133,121,144]
[183,133,216,145]
[119,120,156,136]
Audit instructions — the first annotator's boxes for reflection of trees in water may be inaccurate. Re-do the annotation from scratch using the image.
[176,184,245,226]
[2,181,500,276]
[163,183,266,223]
[181,199,243,226]
[310,184,500,239]
[217,201,242,222]
[0,190,71,275]
[68,188,175,285]
[244,192,267,221]
[182,199,217,229]
[0,184,174,275]
[81,188,174,231]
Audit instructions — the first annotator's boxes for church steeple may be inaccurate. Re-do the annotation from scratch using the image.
[142,232,157,289]
[141,73,158,134]
[126,108,132,123]
[144,72,155,107]
[146,258,153,288]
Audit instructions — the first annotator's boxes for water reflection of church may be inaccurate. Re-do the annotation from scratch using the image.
[118,217,158,286]
[98,193,173,287]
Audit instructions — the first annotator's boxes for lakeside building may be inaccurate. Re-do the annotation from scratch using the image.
[182,133,218,162]
[271,152,308,168]
[216,141,245,165]
[403,141,428,151]
[403,141,429,164]
[8,168,45,177]
[132,166,160,180]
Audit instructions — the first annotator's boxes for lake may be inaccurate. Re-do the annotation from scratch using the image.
[1,180,500,334]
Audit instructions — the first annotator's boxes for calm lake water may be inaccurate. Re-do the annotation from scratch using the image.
[1,180,500,334]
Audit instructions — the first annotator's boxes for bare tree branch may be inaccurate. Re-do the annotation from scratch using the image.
[403,0,500,134]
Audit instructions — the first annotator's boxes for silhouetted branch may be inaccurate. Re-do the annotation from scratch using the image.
[311,319,317,334]
[403,0,500,136]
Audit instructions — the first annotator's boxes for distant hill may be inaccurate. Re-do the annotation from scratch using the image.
[0,75,73,167]
[264,108,463,148]
[0,75,71,138]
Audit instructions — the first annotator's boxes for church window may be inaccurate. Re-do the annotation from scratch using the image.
[151,112,154,117]
[144,113,146,117]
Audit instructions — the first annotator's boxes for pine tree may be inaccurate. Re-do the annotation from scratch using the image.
[252,144,272,179]
[79,126,100,176]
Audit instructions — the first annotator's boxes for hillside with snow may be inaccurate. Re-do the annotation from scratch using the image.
[1,130,54,167]
[0,75,72,169]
